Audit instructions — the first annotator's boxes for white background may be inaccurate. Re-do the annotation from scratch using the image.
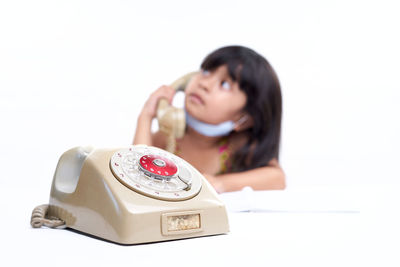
[0,0,399,265]
[1,0,399,188]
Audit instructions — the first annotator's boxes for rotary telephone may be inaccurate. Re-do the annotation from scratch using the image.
[30,73,230,245]
[31,145,229,244]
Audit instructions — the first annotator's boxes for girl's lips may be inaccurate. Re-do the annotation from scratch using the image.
[188,93,205,105]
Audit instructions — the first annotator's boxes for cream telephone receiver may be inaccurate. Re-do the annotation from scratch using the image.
[31,144,229,244]
[157,71,197,152]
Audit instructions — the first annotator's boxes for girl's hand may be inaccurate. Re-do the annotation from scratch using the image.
[134,85,175,146]
[139,85,176,121]
[203,173,225,193]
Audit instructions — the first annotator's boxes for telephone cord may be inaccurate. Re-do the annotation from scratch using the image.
[166,133,176,154]
[31,204,66,229]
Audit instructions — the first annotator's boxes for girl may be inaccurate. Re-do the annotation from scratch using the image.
[133,45,285,193]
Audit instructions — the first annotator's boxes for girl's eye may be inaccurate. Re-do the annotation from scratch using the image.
[221,81,231,90]
[201,69,210,76]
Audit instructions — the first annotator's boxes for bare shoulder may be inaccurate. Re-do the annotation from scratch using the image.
[151,131,167,150]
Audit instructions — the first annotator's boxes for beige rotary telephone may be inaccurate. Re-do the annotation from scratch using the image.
[157,71,197,153]
[31,144,229,244]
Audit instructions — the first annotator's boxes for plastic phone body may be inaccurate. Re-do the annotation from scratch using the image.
[157,72,197,152]
[47,144,229,244]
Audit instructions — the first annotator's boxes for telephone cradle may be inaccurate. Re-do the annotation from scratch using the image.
[31,145,230,245]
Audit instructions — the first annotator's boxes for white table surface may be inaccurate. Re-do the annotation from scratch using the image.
[1,184,399,267]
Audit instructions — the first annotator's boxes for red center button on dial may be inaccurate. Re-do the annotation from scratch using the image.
[139,154,178,177]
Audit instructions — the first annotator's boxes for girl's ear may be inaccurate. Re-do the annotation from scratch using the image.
[233,114,254,132]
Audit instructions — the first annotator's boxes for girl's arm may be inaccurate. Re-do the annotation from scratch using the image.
[204,159,285,193]
[133,113,153,146]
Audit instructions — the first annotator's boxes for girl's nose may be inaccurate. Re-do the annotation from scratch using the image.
[198,75,215,92]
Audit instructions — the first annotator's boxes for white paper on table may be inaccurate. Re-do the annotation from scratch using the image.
[219,185,361,213]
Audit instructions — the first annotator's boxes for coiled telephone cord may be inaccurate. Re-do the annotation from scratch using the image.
[30,204,66,229]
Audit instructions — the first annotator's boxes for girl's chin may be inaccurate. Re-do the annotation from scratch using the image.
[184,105,206,122]
[184,104,197,117]
[184,100,199,114]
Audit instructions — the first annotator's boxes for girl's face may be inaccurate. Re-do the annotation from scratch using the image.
[185,65,247,124]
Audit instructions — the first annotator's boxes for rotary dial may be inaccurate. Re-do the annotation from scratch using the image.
[110,145,201,201]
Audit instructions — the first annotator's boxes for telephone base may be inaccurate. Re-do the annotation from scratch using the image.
[48,145,230,244]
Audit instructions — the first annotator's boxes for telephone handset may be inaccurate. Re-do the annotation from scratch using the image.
[31,144,229,244]
[157,72,197,152]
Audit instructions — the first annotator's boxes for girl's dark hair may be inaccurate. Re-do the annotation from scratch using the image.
[200,45,282,172]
